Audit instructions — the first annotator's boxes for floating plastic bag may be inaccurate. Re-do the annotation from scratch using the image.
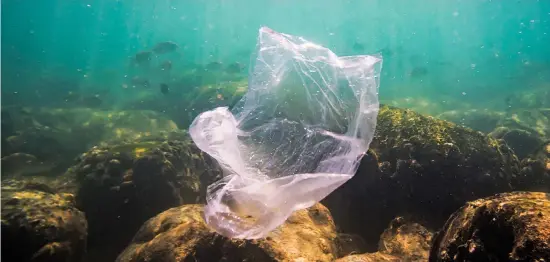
[189,26,382,239]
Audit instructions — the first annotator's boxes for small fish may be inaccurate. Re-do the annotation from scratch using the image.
[409,67,428,78]
[81,95,103,108]
[134,51,152,64]
[160,60,172,71]
[226,62,244,74]
[131,76,150,88]
[152,41,179,54]
[206,61,223,71]
[160,83,170,95]
[352,42,365,52]
[377,47,395,57]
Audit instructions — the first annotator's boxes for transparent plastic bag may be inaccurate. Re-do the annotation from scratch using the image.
[189,26,382,239]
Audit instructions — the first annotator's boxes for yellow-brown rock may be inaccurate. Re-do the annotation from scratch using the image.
[430,191,550,261]
[116,203,338,262]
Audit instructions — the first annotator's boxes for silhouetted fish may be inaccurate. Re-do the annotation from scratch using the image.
[160,60,172,71]
[226,62,244,74]
[134,51,152,64]
[206,61,223,71]
[152,41,179,54]
[160,83,170,95]
[352,42,365,52]
[131,76,150,88]
[410,67,428,78]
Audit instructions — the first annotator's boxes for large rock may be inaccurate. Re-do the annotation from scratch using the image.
[493,108,550,159]
[515,141,550,193]
[505,88,550,110]
[430,192,550,261]
[69,131,220,261]
[116,203,338,262]
[335,253,400,262]
[378,217,432,261]
[323,105,520,250]
[1,184,88,262]
[336,217,432,262]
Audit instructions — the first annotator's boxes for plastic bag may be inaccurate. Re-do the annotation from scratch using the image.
[189,26,382,239]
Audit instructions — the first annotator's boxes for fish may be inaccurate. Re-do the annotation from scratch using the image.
[160,83,170,95]
[152,41,179,54]
[160,60,172,71]
[205,61,223,71]
[81,95,103,108]
[409,66,429,78]
[130,76,150,88]
[226,62,244,74]
[352,42,365,52]
[377,47,395,57]
[134,51,152,64]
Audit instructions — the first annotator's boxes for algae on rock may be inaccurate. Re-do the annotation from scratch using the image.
[1,107,179,174]
[430,191,550,261]
[1,185,88,262]
[68,131,221,261]
[116,203,338,262]
[324,105,520,250]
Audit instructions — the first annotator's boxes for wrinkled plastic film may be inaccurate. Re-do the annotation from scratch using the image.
[189,26,382,239]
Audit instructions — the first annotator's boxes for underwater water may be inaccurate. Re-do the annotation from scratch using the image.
[2,1,550,262]
[2,0,550,114]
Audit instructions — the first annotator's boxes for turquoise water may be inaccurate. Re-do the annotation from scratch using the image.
[2,0,550,115]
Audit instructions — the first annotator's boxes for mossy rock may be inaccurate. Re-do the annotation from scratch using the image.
[505,88,550,110]
[335,253,401,262]
[335,217,432,262]
[116,203,338,262]
[516,141,550,192]
[68,131,221,261]
[1,107,179,173]
[1,186,87,262]
[498,108,550,140]
[430,191,550,261]
[324,105,520,250]
[377,217,432,262]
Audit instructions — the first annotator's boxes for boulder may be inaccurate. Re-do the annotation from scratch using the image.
[324,105,520,249]
[1,107,179,174]
[69,131,220,261]
[1,184,88,262]
[430,192,550,261]
[336,216,432,262]
[116,203,338,262]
